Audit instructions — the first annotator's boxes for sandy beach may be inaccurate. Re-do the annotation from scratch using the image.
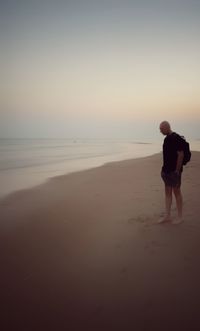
[1,152,200,331]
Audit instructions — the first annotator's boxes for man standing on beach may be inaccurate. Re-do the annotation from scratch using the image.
[159,121,184,224]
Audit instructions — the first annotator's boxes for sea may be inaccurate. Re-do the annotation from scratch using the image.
[0,138,200,199]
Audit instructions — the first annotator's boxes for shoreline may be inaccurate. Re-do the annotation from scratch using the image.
[0,152,162,201]
[1,138,200,199]
[1,152,200,330]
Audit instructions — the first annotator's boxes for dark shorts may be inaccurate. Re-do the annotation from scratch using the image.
[161,170,182,188]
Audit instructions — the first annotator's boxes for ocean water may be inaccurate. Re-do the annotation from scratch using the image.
[0,138,199,198]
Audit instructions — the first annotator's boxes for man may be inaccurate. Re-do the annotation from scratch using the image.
[158,121,184,224]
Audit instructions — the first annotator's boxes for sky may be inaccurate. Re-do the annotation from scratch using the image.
[1,0,200,139]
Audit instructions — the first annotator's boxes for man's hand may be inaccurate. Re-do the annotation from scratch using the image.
[176,150,184,173]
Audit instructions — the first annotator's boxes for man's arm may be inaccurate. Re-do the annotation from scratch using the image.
[176,150,184,173]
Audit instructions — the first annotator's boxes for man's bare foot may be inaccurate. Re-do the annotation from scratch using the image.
[171,217,183,225]
[157,216,171,224]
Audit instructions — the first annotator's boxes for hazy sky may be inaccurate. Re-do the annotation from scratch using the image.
[1,0,200,139]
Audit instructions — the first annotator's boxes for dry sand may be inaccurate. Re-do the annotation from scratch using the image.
[1,152,200,331]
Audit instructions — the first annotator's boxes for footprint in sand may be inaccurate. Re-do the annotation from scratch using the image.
[145,240,167,251]
[128,215,151,224]
[120,267,127,274]
[150,240,164,247]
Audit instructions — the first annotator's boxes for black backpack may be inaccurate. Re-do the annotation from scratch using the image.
[179,135,191,165]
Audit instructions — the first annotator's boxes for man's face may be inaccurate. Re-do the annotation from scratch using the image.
[159,125,168,135]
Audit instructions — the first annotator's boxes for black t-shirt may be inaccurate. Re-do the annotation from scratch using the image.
[162,132,185,173]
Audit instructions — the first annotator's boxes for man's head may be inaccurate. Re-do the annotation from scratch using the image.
[159,121,172,136]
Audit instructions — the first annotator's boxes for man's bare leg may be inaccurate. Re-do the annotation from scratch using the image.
[158,186,172,223]
[171,187,183,224]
